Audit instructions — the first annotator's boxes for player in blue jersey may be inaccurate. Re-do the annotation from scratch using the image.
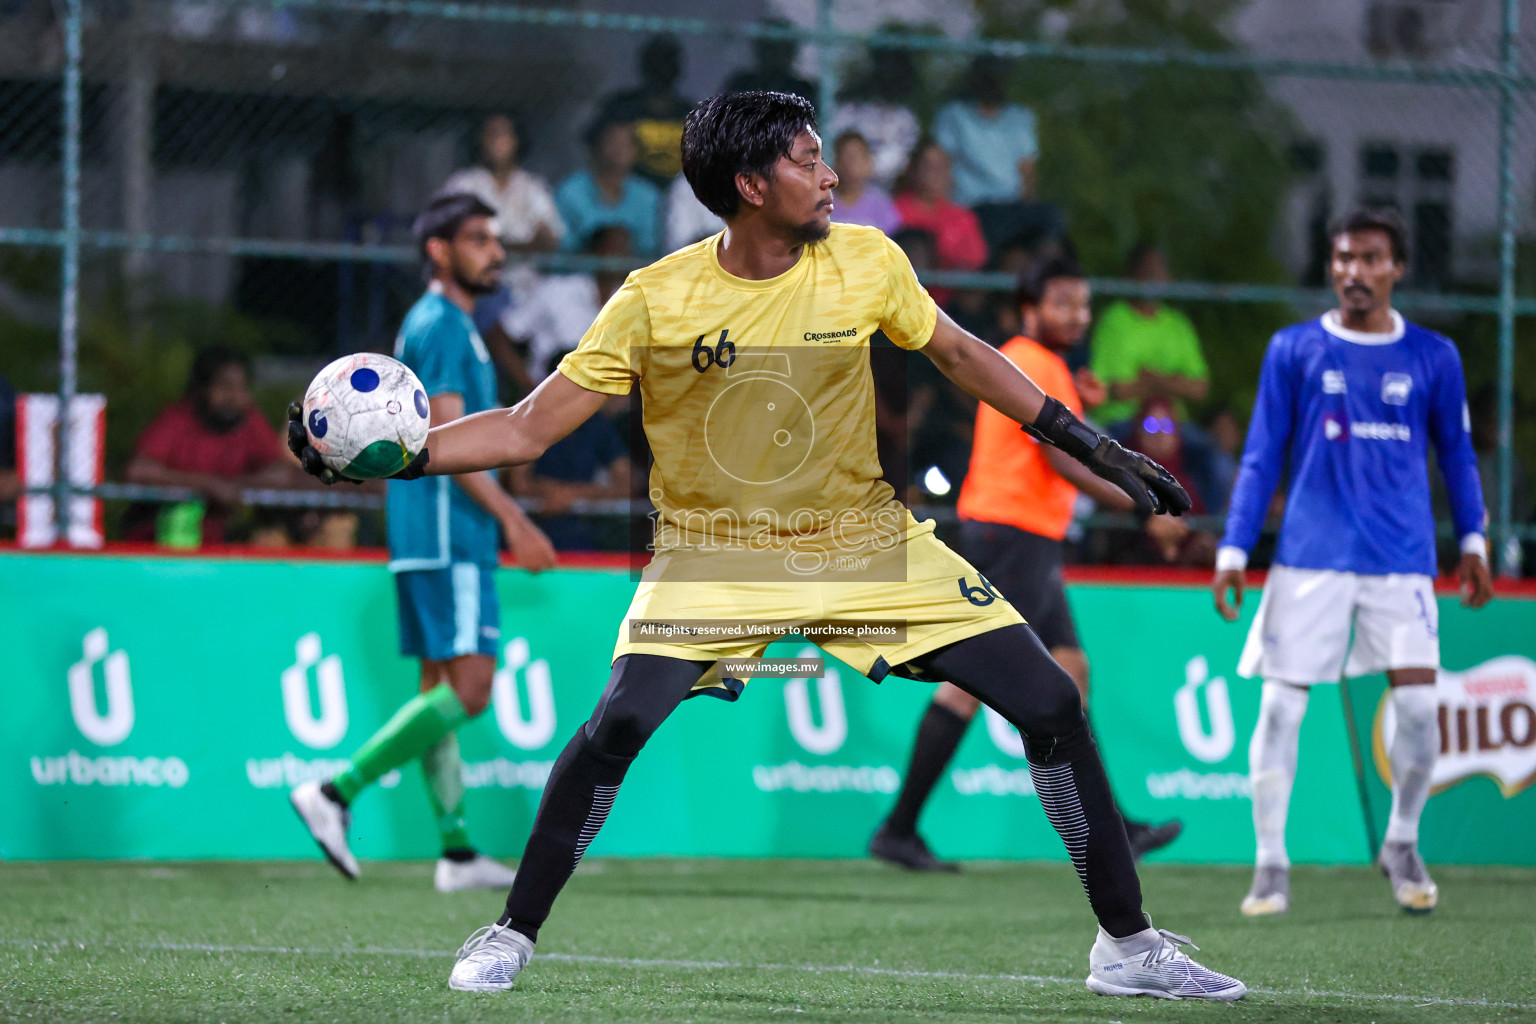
[1212,208,1494,916]
[290,193,557,891]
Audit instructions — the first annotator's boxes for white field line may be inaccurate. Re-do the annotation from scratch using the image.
[7,936,1533,1011]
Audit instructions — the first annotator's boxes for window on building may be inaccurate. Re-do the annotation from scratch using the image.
[1366,1,1462,61]
[1357,141,1454,289]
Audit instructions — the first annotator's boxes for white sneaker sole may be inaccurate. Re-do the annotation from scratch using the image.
[1087,976,1247,1001]
[448,974,516,992]
[1393,883,1438,914]
[1239,894,1289,917]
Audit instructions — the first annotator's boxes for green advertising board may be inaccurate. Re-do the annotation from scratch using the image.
[3,552,1532,865]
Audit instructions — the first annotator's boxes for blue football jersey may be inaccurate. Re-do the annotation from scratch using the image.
[386,287,501,571]
[1221,311,1484,576]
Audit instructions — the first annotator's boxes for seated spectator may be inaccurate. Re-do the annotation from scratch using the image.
[723,19,817,101]
[442,114,564,255]
[1199,403,1244,516]
[665,173,723,252]
[122,347,299,545]
[933,55,1062,255]
[0,372,17,521]
[501,226,633,388]
[597,34,694,190]
[831,130,901,236]
[511,397,631,551]
[556,119,661,257]
[827,39,922,189]
[1088,243,1210,426]
[1120,397,1216,565]
[894,141,987,308]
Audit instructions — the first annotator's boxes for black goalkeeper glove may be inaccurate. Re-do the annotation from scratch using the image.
[1022,396,1192,519]
[286,401,430,485]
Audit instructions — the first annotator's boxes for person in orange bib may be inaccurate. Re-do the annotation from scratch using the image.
[870,257,1187,871]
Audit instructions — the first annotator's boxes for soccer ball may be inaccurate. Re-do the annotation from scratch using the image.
[302,353,431,480]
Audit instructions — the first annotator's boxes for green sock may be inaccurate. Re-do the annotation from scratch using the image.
[333,684,469,804]
[422,731,473,854]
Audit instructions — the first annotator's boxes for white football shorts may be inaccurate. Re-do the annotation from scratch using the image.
[1237,565,1440,685]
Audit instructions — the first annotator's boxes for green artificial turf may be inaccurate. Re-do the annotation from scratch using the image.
[2,859,1532,1023]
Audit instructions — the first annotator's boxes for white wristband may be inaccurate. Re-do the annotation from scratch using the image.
[1215,545,1249,573]
[1461,533,1488,560]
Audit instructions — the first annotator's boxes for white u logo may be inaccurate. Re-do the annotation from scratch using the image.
[68,628,134,746]
[984,707,1027,758]
[492,637,557,750]
[1174,655,1236,764]
[281,633,349,749]
[784,649,847,755]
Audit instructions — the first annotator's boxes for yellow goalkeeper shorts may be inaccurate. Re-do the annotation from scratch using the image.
[612,519,1025,694]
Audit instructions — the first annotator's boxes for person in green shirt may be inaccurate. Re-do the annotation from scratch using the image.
[1089,244,1210,426]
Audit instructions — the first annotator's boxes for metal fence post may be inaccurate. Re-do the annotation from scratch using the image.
[55,0,83,545]
[1496,0,1522,576]
[816,0,838,138]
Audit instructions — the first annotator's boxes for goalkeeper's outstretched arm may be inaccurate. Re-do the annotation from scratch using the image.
[423,371,611,476]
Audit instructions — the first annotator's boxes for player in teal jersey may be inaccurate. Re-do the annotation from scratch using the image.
[290,194,557,891]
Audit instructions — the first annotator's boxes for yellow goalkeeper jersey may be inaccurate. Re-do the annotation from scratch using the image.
[557,223,938,581]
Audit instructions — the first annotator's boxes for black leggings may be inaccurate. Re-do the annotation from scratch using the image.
[502,627,1144,940]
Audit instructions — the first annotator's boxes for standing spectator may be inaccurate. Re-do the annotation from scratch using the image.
[556,119,661,257]
[828,40,922,189]
[933,55,1062,254]
[122,347,298,545]
[722,18,817,101]
[893,140,988,307]
[442,114,566,364]
[831,130,901,235]
[1088,244,1211,427]
[933,55,1039,206]
[664,173,723,252]
[442,114,564,255]
[597,35,694,190]
[501,226,634,388]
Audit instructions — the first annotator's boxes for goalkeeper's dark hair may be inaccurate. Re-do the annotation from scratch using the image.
[413,191,497,260]
[1330,207,1409,265]
[1014,256,1086,309]
[682,91,819,219]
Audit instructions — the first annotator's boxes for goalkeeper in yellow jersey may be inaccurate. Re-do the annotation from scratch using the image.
[291,91,1245,1002]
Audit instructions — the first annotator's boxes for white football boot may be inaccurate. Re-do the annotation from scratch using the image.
[1379,841,1438,914]
[448,923,535,991]
[289,780,359,880]
[1239,864,1290,917]
[1086,926,1247,1001]
[435,855,518,893]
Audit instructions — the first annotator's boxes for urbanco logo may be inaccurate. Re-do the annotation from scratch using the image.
[984,707,1027,758]
[281,633,348,749]
[68,627,134,746]
[784,649,847,755]
[1174,656,1236,764]
[492,636,557,750]
[1374,655,1536,797]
